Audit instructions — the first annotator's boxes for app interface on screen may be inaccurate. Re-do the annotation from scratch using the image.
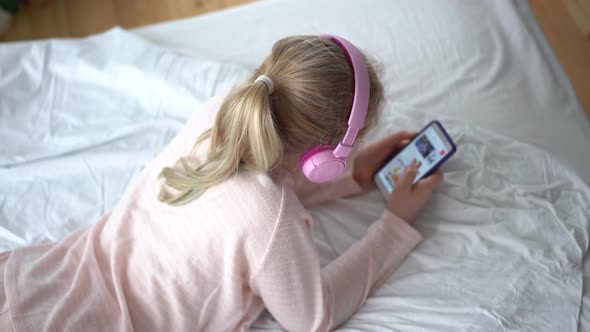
[378,126,449,193]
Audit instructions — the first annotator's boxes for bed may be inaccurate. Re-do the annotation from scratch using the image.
[1,0,590,330]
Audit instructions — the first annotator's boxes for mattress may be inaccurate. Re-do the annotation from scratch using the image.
[2,0,590,330]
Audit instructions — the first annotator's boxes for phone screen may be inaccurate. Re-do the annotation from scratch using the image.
[375,121,455,195]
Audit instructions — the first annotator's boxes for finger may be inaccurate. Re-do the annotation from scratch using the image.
[415,169,444,193]
[391,162,416,184]
[368,131,417,155]
[399,139,411,148]
[396,160,419,191]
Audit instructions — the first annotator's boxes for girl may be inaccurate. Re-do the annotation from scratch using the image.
[0,35,442,331]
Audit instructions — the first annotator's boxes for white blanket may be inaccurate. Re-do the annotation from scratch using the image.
[0,30,246,246]
[1,29,590,331]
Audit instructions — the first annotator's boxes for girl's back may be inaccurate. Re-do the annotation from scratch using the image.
[5,95,306,331]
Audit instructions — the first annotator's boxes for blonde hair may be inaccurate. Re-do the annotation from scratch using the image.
[159,35,384,205]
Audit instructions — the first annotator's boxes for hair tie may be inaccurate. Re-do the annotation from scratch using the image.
[255,75,274,94]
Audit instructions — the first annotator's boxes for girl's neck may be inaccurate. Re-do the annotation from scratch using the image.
[279,153,302,176]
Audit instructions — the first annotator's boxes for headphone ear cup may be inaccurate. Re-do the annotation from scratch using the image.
[300,146,346,183]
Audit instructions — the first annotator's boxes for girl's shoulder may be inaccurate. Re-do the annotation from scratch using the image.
[224,168,307,224]
[228,169,294,210]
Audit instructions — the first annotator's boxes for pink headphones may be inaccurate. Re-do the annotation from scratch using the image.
[299,35,370,183]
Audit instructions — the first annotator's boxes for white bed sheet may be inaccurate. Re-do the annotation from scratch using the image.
[1,0,590,331]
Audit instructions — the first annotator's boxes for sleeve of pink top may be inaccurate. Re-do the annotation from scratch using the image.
[293,172,365,207]
[250,209,422,332]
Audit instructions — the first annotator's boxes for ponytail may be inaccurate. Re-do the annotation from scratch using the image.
[158,35,384,206]
[159,79,283,205]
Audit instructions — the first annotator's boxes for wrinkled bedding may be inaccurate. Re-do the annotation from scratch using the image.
[2,0,590,330]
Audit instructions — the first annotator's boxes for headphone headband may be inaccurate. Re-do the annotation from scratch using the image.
[299,35,371,183]
[321,34,370,158]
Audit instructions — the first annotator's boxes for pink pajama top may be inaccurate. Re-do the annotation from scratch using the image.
[2,96,422,332]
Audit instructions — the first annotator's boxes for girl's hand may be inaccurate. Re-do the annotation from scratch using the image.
[352,131,417,188]
[387,160,443,223]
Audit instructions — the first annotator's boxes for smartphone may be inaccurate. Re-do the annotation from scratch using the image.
[374,121,456,198]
